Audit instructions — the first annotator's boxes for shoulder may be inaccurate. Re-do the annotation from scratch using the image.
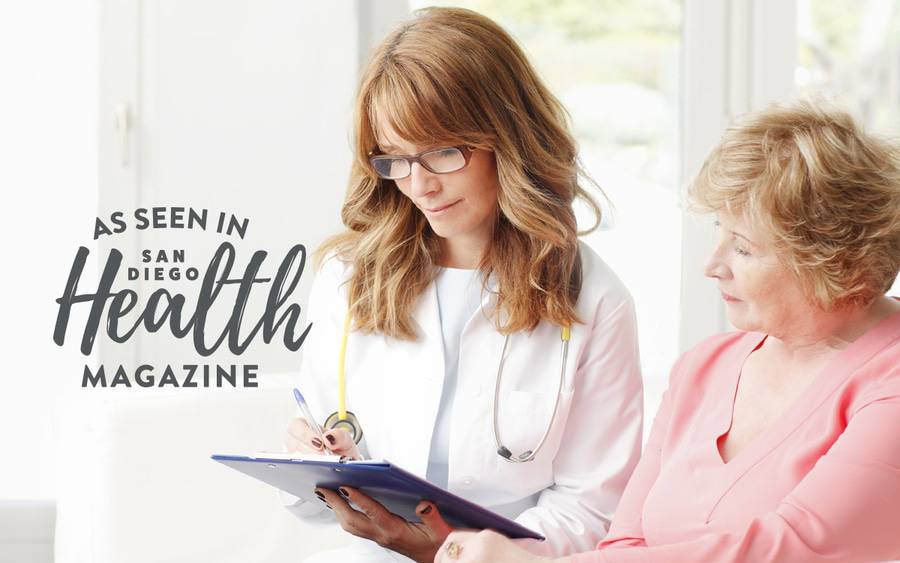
[683,330,754,360]
[312,250,352,289]
[847,320,900,413]
[576,241,634,322]
[667,331,760,393]
[305,251,354,317]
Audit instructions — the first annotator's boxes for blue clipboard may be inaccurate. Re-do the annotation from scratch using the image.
[212,454,544,541]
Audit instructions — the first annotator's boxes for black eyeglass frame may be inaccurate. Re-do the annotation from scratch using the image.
[367,145,474,180]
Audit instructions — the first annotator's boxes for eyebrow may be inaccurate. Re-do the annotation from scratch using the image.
[377,143,444,155]
[731,230,756,246]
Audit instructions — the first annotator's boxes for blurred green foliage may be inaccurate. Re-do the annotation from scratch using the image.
[797,1,900,132]
[416,0,681,90]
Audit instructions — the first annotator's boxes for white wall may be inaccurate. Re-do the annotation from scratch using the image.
[99,1,360,373]
[0,0,99,500]
[0,1,99,560]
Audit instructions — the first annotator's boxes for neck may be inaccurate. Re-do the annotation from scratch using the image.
[438,234,491,270]
[766,296,900,361]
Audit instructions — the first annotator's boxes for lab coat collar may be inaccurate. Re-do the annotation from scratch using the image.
[407,267,503,374]
[411,280,444,382]
[477,269,506,329]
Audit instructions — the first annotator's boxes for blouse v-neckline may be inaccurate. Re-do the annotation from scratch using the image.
[709,306,900,471]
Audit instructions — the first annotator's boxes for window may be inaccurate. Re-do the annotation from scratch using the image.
[797,0,900,295]
[410,0,684,424]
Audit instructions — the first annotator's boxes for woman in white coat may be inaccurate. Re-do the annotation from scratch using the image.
[283,7,643,562]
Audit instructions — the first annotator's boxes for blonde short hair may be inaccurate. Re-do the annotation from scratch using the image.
[690,99,900,309]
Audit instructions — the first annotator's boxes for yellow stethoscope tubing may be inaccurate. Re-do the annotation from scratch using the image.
[337,310,352,421]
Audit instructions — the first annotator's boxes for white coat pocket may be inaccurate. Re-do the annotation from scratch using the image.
[491,389,575,493]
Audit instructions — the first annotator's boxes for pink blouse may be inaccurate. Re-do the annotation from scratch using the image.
[572,307,900,563]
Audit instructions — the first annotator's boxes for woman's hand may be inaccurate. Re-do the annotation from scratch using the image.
[315,486,453,563]
[284,420,361,460]
[435,530,555,563]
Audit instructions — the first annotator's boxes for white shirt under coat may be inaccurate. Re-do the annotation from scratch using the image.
[427,266,484,489]
[286,241,644,562]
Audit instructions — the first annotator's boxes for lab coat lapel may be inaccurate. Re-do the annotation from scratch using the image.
[412,281,444,383]
[449,272,504,486]
[398,281,445,477]
[466,271,508,398]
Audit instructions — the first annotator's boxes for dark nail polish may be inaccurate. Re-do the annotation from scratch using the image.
[326,434,336,445]
[419,504,432,515]
[315,491,326,502]
[311,438,323,449]
[338,487,350,498]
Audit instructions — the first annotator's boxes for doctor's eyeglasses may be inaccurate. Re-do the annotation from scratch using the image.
[368,146,473,180]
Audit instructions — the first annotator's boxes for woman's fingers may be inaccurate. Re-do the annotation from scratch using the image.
[285,421,359,457]
[316,486,406,547]
[286,417,310,439]
[338,486,393,526]
[283,435,304,452]
[435,530,478,562]
[324,427,360,458]
[416,500,452,538]
[316,488,372,537]
[435,530,546,563]
[285,418,324,452]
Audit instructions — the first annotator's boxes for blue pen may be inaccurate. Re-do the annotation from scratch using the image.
[293,388,333,455]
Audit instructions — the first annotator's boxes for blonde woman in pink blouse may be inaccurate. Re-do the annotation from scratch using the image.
[436,100,900,563]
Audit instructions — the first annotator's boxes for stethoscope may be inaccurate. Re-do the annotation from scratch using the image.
[324,311,571,463]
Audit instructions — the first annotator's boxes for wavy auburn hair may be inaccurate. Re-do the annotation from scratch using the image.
[317,7,603,340]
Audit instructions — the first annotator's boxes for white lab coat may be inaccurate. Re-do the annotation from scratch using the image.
[285,241,643,562]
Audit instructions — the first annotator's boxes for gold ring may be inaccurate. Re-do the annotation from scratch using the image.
[444,541,462,559]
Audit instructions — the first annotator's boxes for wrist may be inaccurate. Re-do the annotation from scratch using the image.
[411,544,440,563]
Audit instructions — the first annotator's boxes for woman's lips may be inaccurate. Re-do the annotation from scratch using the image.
[423,200,461,215]
[720,290,741,303]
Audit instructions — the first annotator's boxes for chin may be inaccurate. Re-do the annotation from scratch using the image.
[426,221,462,239]
[725,312,762,333]
[723,304,752,332]
[427,224,452,239]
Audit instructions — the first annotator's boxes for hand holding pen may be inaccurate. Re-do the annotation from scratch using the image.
[284,388,361,459]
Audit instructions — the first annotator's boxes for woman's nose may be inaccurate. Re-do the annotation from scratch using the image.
[409,162,438,198]
[704,243,729,279]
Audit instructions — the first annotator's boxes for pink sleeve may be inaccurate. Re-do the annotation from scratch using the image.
[571,377,900,563]
[592,354,689,550]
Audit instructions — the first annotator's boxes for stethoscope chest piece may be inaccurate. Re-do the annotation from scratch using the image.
[325,410,364,445]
